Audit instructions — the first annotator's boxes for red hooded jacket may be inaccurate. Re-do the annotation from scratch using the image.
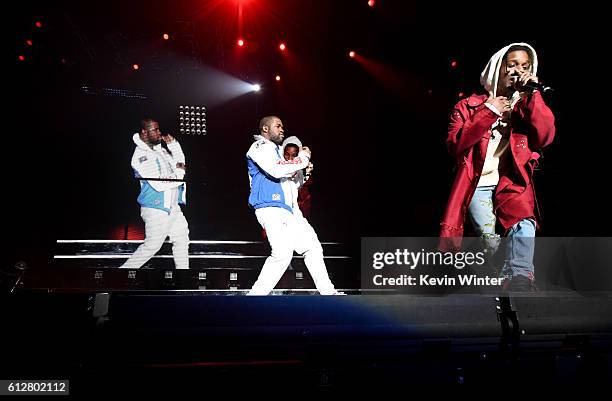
[439,90,555,249]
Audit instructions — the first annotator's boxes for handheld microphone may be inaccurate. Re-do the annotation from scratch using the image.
[512,72,554,92]
[522,80,554,93]
[160,136,173,156]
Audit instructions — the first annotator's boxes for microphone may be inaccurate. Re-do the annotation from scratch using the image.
[160,135,173,156]
[510,72,554,93]
[522,80,554,93]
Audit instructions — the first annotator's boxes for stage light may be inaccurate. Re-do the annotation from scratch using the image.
[133,64,140,70]
[368,0,375,7]
[162,270,176,288]
[237,39,245,47]
[162,33,170,40]
[18,55,25,61]
[178,105,207,135]
[252,83,261,92]
[35,21,42,28]
[458,92,464,98]
[451,60,458,68]
[349,51,356,58]
[25,40,33,46]
[279,42,286,51]
[275,75,281,81]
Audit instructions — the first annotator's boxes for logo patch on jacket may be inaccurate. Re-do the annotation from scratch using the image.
[272,193,281,201]
[139,156,148,163]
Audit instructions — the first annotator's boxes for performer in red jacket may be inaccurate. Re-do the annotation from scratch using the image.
[440,43,555,291]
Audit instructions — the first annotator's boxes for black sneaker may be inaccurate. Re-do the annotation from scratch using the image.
[507,275,538,293]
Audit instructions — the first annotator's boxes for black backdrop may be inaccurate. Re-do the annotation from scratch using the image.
[9,0,609,267]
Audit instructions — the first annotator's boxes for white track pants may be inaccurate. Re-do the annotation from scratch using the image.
[248,207,336,295]
[120,207,190,269]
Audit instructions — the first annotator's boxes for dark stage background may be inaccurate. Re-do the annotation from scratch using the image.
[9,0,609,267]
[7,1,612,391]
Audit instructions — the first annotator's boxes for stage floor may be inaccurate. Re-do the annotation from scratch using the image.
[5,290,612,392]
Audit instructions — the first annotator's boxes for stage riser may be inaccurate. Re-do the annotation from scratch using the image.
[55,241,351,257]
[47,240,357,290]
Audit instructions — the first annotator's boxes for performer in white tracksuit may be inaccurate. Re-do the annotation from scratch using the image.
[120,119,190,270]
[246,115,340,295]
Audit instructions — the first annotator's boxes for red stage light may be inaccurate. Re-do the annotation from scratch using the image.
[162,33,170,40]
[349,51,356,58]
[35,21,42,28]
[458,92,464,98]
[18,55,25,61]
[133,64,140,70]
[237,39,245,47]
[368,0,375,7]
[26,40,33,46]
[279,42,286,51]
[451,60,458,68]
[275,75,281,81]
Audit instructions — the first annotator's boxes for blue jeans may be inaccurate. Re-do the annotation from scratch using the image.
[468,185,536,280]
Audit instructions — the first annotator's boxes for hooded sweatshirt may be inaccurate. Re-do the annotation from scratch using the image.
[130,133,186,213]
[281,135,309,217]
[246,134,310,213]
[478,43,538,187]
